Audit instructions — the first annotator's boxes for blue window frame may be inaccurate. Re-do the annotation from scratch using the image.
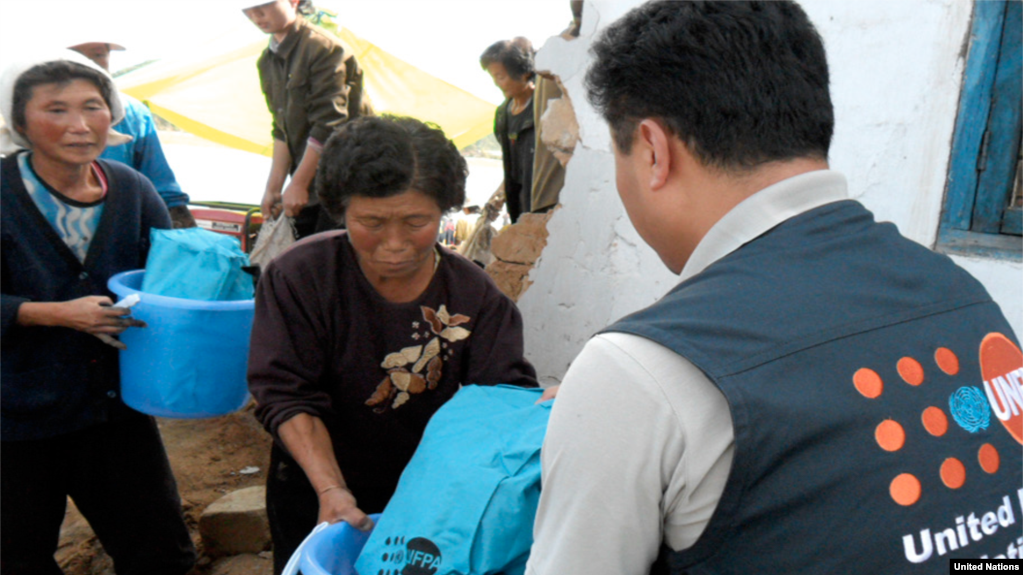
[939,0,1022,261]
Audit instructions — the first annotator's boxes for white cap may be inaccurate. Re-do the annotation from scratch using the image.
[0,49,127,154]
[67,39,127,51]
[234,0,277,10]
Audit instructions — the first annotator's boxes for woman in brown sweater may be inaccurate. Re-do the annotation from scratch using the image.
[247,115,537,574]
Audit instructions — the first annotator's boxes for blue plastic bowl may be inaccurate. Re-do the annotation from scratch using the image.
[300,515,381,575]
[107,270,254,418]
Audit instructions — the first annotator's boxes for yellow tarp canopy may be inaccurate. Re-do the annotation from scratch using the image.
[118,27,495,155]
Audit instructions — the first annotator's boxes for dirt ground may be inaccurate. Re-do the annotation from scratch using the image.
[56,403,276,575]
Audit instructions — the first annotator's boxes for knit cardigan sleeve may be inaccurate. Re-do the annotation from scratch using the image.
[1,155,36,339]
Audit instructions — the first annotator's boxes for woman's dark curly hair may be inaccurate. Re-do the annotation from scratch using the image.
[317,115,468,223]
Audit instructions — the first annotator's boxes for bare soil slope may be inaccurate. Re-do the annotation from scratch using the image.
[56,405,274,575]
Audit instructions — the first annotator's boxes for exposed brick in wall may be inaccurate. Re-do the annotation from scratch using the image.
[484,74,580,302]
[486,210,556,301]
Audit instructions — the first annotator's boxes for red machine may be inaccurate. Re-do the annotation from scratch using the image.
[188,202,263,253]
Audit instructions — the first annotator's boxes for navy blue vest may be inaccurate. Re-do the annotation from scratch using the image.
[605,201,1023,574]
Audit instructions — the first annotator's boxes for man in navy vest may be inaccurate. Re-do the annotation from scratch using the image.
[526,2,1023,574]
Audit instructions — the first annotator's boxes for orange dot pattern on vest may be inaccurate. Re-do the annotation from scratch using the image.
[935,347,960,375]
[940,457,966,489]
[875,419,905,451]
[921,406,948,437]
[855,344,1001,507]
[978,443,1000,474]
[898,356,925,386]
[853,368,883,399]
[890,473,922,506]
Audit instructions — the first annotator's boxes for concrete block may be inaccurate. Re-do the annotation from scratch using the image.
[199,486,271,557]
[208,553,273,575]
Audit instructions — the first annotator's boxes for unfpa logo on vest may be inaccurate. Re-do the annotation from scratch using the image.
[980,333,1023,444]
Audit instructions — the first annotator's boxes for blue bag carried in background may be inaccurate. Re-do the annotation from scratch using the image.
[355,384,551,575]
[142,228,254,301]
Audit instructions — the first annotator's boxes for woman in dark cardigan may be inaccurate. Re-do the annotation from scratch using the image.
[0,52,194,575]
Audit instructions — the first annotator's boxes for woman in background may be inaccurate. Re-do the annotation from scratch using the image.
[481,38,536,224]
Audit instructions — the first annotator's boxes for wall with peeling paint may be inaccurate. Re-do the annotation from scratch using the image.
[517,0,1022,385]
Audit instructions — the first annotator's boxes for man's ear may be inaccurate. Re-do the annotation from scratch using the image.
[636,119,672,191]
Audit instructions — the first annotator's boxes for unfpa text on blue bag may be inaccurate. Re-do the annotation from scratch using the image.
[354,384,552,575]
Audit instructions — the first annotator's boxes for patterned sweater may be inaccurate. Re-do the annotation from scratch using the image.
[248,231,537,509]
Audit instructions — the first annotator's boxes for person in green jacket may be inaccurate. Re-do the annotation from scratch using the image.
[239,0,369,238]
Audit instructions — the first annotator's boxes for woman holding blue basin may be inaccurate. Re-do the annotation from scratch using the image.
[0,51,195,574]
[248,115,538,574]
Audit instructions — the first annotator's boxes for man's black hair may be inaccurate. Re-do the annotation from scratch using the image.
[586,0,833,171]
[317,115,467,223]
[479,39,535,80]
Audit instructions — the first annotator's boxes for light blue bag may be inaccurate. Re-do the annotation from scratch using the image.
[354,384,551,575]
[141,228,254,301]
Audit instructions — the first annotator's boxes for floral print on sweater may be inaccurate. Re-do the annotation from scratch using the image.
[366,305,472,412]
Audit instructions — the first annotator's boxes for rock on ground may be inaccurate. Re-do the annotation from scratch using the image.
[56,405,273,575]
[206,553,273,575]
[199,486,271,557]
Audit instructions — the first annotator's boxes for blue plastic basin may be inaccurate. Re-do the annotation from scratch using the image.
[300,515,380,575]
[108,269,253,418]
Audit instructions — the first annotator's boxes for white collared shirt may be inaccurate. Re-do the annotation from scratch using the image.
[526,171,849,575]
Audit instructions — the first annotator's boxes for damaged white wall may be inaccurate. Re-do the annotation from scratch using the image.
[518,0,1023,385]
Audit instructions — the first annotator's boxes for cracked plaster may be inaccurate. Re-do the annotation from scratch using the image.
[509,0,1020,384]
